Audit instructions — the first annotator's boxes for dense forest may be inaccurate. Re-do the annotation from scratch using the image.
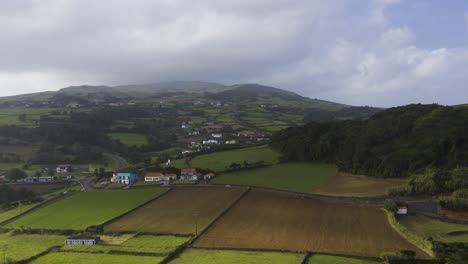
[271,104,468,178]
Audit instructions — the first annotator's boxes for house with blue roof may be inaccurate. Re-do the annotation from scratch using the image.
[111,172,138,185]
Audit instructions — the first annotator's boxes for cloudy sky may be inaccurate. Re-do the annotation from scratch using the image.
[1,0,467,106]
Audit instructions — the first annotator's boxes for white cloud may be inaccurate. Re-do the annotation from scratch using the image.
[0,0,467,107]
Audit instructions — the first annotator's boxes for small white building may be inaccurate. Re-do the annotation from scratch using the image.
[203,139,219,145]
[56,164,72,173]
[66,237,101,245]
[397,205,408,215]
[204,173,216,180]
[211,133,222,138]
[162,174,177,181]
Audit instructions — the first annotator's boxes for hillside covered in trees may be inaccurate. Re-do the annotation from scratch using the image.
[271,104,468,178]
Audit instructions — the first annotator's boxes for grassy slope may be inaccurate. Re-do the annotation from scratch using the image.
[108,133,148,146]
[31,252,164,264]
[0,108,54,127]
[212,163,337,193]
[170,145,279,172]
[398,214,468,243]
[0,233,66,262]
[308,255,381,264]
[6,189,168,230]
[170,249,304,264]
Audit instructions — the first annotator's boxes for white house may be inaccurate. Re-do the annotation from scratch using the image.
[180,168,197,180]
[145,172,163,182]
[56,164,72,173]
[66,237,101,245]
[204,173,216,180]
[203,139,219,145]
[161,174,177,181]
[211,133,222,138]
[397,205,408,215]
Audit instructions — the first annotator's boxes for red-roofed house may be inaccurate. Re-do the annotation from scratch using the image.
[180,168,197,180]
[145,172,164,182]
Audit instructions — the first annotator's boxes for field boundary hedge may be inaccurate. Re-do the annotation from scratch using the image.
[384,210,433,257]
[209,183,386,205]
[190,187,251,245]
[101,187,173,228]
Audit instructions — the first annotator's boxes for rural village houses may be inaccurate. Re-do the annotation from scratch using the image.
[111,172,138,185]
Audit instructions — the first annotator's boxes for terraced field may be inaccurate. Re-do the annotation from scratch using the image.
[170,248,304,264]
[194,189,427,258]
[170,145,279,172]
[106,187,246,235]
[5,189,168,230]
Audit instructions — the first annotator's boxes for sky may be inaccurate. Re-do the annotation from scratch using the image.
[0,0,467,107]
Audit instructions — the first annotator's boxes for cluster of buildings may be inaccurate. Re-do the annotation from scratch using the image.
[144,169,215,183]
[110,169,216,185]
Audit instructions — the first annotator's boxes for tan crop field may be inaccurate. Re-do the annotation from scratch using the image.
[105,187,246,235]
[194,190,428,258]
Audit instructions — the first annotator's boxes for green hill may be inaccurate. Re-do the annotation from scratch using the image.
[271,104,468,178]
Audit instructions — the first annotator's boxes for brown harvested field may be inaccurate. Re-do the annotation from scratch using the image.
[194,189,428,258]
[105,187,246,235]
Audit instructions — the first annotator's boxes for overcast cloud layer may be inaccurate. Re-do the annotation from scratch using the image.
[0,0,467,107]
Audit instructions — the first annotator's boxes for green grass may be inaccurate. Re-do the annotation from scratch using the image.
[5,189,168,230]
[0,108,55,127]
[398,214,468,243]
[0,203,38,224]
[308,255,381,264]
[170,145,279,172]
[170,249,304,264]
[0,232,66,263]
[31,252,164,264]
[62,235,189,254]
[212,162,337,193]
[108,133,148,146]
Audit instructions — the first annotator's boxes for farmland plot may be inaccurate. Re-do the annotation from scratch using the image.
[0,233,66,263]
[194,190,427,258]
[5,189,168,230]
[106,187,246,235]
[31,252,164,264]
[170,248,304,264]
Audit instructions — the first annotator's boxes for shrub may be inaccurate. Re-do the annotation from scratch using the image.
[453,189,468,199]
[440,198,468,211]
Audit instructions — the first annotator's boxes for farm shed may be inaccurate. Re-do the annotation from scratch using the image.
[397,205,408,215]
[66,236,101,245]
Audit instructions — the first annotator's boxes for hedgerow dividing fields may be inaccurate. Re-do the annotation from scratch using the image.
[170,248,304,264]
[5,188,169,230]
[105,187,246,235]
[31,252,164,264]
[0,232,66,263]
[194,190,427,258]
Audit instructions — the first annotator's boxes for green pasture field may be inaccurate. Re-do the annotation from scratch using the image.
[31,252,164,264]
[170,145,279,172]
[0,232,66,263]
[0,108,54,127]
[5,188,168,230]
[398,214,468,243]
[170,249,304,264]
[308,255,381,264]
[0,203,38,224]
[62,235,189,254]
[108,133,148,146]
[212,162,337,193]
